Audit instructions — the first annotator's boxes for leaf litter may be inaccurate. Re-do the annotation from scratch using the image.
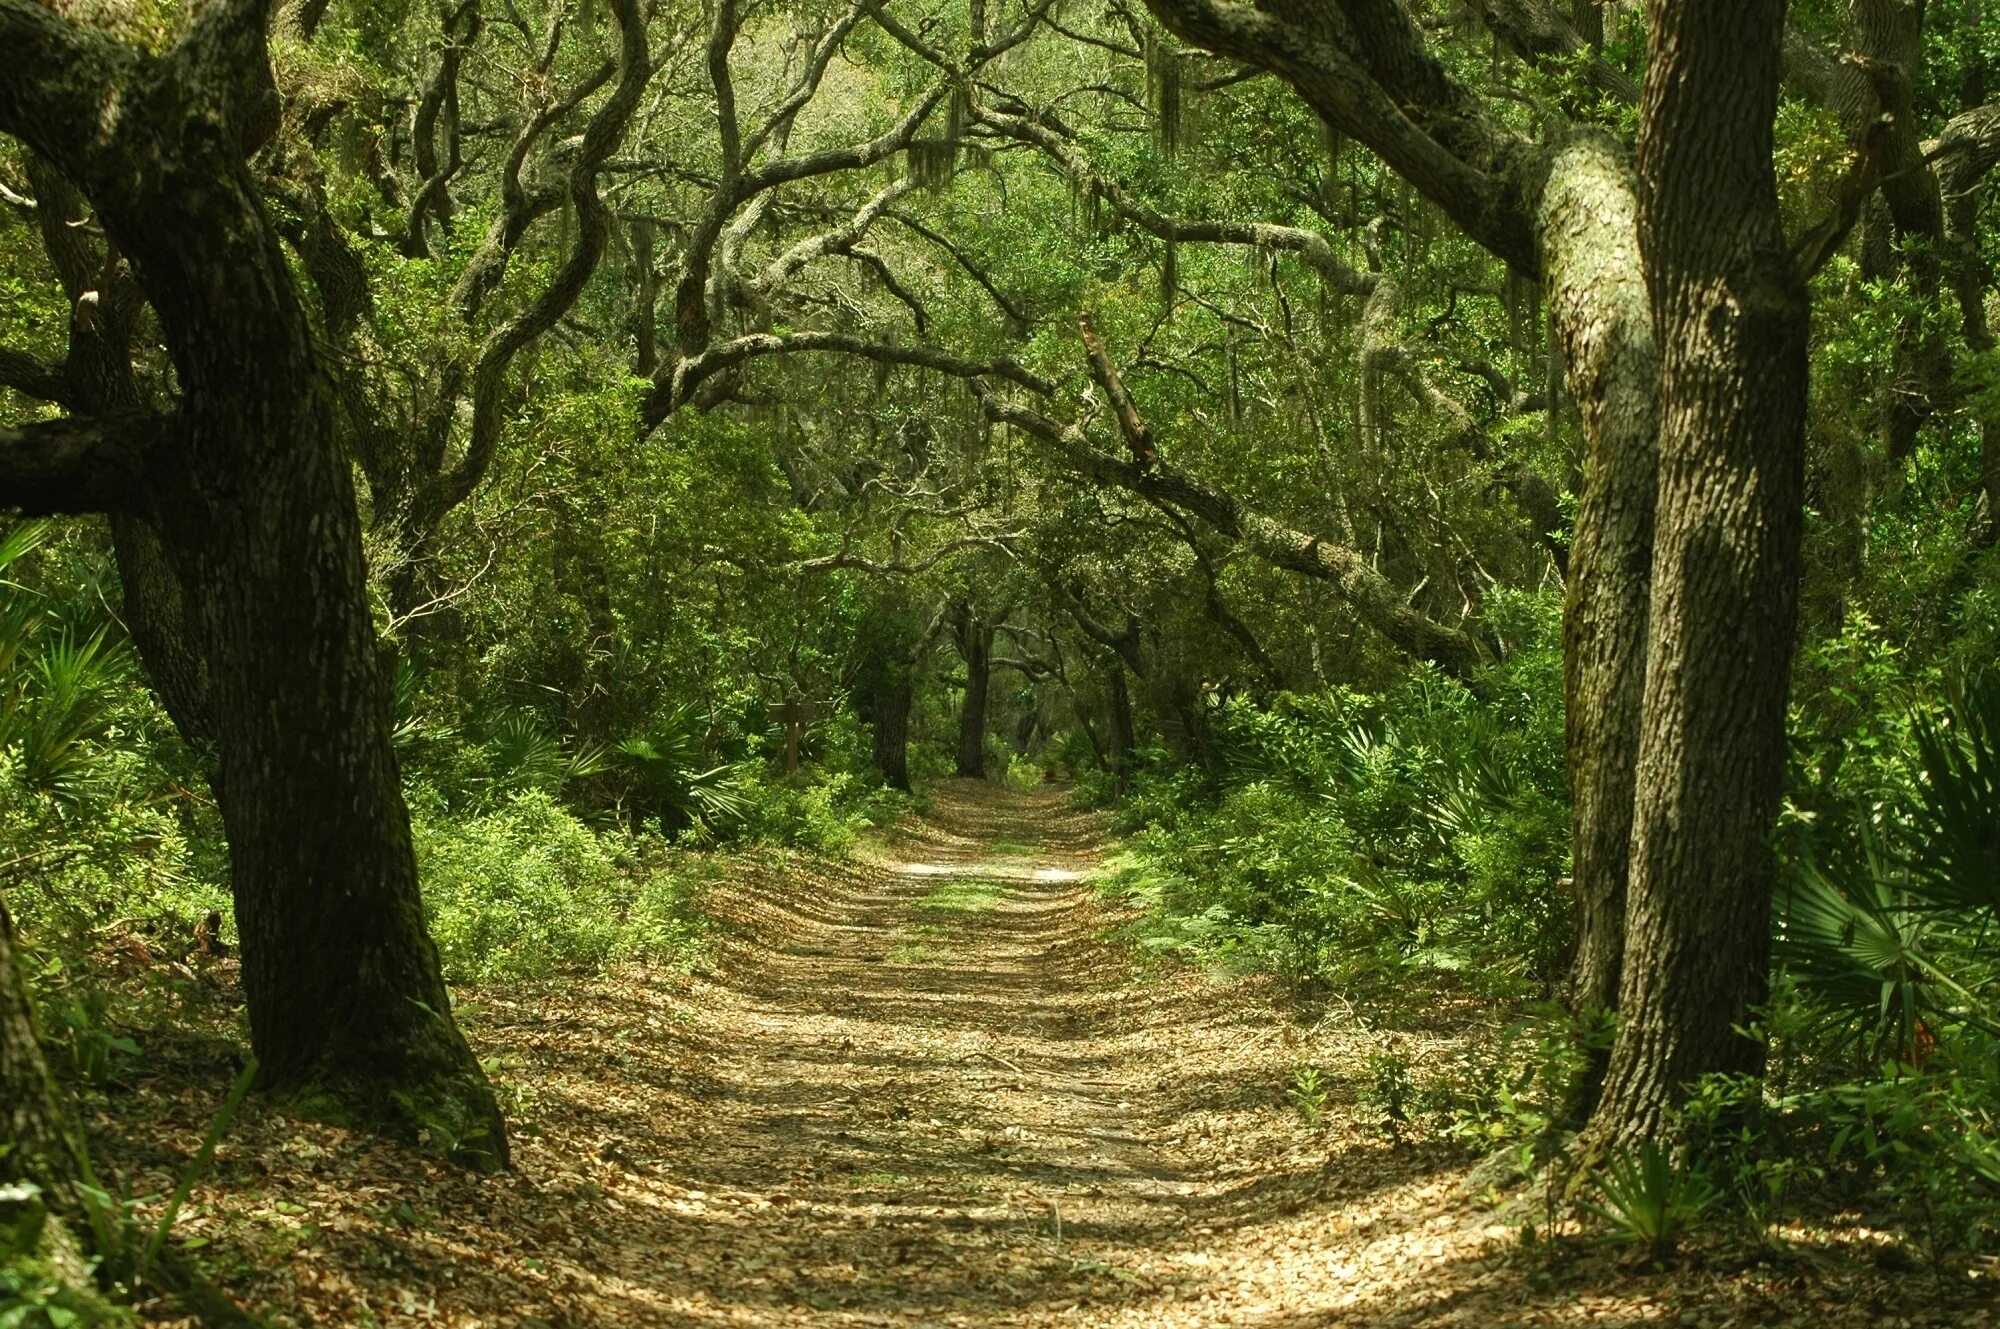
[86,781,1994,1327]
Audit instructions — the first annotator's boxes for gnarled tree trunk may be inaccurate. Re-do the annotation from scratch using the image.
[950,601,995,778]
[0,0,505,1164]
[1589,0,1810,1145]
[1535,131,1659,1071]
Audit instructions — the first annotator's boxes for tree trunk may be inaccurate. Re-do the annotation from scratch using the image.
[0,0,505,1164]
[1573,1,1605,49]
[954,611,993,778]
[870,672,913,790]
[1589,0,1809,1146]
[1012,706,1040,756]
[0,900,78,1222]
[1535,131,1659,1066]
[161,302,505,1167]
[1106,663,1136,793]
[0,898,124,1313]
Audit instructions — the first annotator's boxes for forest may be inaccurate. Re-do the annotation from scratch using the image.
[1,0,1997,1324]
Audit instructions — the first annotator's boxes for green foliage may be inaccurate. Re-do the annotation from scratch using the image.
[617,704,751,839]
[413,789,708,984]
[1286,1064,1331,1129]
[1106,601,1569,994]
[479,710,610,804]
[1580,1143,1720,1265]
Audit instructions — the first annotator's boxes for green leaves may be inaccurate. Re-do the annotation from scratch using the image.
[1778,670,2000,1059]
[1906,671,2000,919]
[617,704,753,840]
[1580,1142,1720,1265]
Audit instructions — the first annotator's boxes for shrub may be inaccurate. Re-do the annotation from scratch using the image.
[413,789,706,983]
[1101,604,1572,995]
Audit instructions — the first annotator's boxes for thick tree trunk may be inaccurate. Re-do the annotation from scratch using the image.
[1106,663,1136,793]
[953,605,994,778]
[0,0,505,1164]
[0,901,77,1221]
[1589,0,1809,1146]
[1535,131,1659,1056]
[870,672,913,791]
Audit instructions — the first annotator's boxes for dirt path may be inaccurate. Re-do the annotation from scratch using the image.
[125,782,1984,1328]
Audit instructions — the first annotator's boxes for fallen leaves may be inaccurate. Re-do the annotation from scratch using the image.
[80,782,1995,1328]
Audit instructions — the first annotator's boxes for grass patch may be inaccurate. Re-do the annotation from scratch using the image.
[913,876,1008,915]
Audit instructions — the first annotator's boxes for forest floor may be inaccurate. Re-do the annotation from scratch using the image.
[104,781,1992,1328]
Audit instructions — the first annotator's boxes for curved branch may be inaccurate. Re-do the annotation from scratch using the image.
[754,178,917,299]
[977,105,1376,294]
[0,412,162,515]
[1142,0,1540,274]
[979,383,1485,676]
[791,533,1018,576]
[0,346,73,408]
[644,331,1054,431]
[421,0,652,521]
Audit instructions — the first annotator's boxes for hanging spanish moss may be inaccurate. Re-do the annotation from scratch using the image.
[1315,119,1344,214]
[1504,268,1529,360]
[946,83,970,152]
[909,137,954,191]
[1161,238,1179,308]
[1145,31,1183,160]
[1227,341,1243,427]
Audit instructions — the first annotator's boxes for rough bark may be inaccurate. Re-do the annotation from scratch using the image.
[1589,0,1809,1146]
[0,900,78,1222]
[0,0,505,1163]
[1106,663,1136,792]
[1533,131,1658,1047]
[950,601,995,778]
[871,672,913,790]
[1142,0,1541,275]
[16,153,223,778]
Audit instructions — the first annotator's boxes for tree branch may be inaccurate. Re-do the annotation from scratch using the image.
[0,413,162,515]
[0,347,73,408]
[977,380,1486,676]
[644,331,1054,431]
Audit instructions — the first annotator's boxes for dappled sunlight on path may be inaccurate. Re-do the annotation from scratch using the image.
[114,781,1985,1327]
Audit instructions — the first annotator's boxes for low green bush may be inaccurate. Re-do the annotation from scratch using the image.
[413,788,707,984]
[1104,593,1571,995]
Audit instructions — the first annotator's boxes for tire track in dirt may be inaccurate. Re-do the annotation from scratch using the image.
[139,780,1983,1328]
[548,779,1478,1328]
